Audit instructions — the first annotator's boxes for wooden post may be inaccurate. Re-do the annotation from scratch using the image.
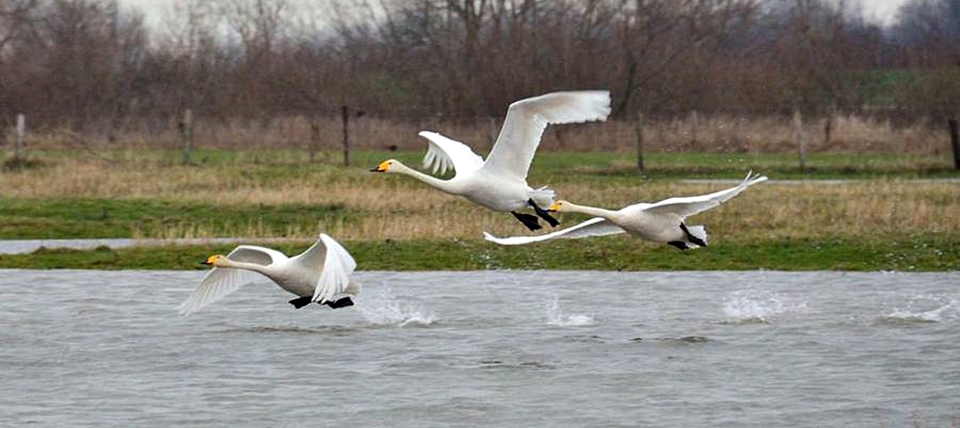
[15,113,25,160]
[949,118,960,170]
[823,115,833,149]
[180,108,193,164]
[635,110,645,171]
[309,115,321,163]
[794,108,805,172]
[341,105,350,167]
[690,110,699,146]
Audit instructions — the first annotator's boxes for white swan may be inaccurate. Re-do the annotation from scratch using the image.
[371,90,611,231]
[484,172,768,250]
[179,233,359,315]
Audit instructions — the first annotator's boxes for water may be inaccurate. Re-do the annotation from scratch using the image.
[1,270,958,427]
[0,238,295,255]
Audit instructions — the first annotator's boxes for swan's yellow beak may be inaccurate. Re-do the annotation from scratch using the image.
[370,160,390,172]
[548,202,561,212]
[202,255,219,266]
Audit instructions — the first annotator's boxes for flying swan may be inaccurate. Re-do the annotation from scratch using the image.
[484,172,768,250]
[179,233,359,316]
[371,91,611,231]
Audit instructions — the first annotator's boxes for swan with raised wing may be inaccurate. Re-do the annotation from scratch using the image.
[371,91,611,231]
[179,234,359,315]
[484,172,768,250]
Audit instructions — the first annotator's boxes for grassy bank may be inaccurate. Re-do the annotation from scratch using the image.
[0,235,956,271]
[1,150,957,270]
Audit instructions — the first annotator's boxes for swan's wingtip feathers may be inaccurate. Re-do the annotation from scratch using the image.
[178,300,198,317]
[742,170,768,185]
[482,231,515,245]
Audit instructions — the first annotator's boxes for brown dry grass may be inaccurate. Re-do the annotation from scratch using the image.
[2,158,957,242]
[10,113,953,154]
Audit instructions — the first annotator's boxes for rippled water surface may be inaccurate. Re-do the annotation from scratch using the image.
[2,270,958,427]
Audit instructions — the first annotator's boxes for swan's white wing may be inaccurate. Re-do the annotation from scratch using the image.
[483,217,625,246]
[178,245,282,316]
[644,172,768,218]
[297,234,357,304]
[482,91,611,180]
[419,131,484,177]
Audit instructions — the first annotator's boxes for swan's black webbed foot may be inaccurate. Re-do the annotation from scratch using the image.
[290,296,354,309]
[528,199,560,227]
[667,241,690,251]
[324,297,354,309]
[512,211,542,231]
[289,296,313,309]
[679,223,707,247]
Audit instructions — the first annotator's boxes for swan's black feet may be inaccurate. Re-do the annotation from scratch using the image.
[289,296,313,309]
[512,211,542,231]
[288,296,355,309]
[528,199,560,227]
[324,297,354,309]
[679,223,707,247]
[667,241,690,251]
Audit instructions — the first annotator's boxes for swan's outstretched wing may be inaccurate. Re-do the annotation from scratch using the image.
[482,91,611,180]
[644,172,768,218]
[483,217,625,246]
[178,245,282,316]
[419,131,484,177]
[296,234,357,304]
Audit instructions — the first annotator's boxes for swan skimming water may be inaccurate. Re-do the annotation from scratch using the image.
[179,234,359,315]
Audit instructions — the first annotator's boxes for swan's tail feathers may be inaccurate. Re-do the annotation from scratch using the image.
[529,186,556,208]
[686,225,708,248]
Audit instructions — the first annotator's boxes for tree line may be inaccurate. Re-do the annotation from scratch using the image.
[2,0,960,139]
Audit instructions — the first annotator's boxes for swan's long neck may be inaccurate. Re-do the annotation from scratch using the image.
[220,259,272,276]
[392,162,459,194]
[563,202,619,220]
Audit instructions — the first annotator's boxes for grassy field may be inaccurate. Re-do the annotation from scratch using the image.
[1,149,958,270]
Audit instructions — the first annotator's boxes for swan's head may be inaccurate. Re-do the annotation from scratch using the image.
[370,159,398,173]
[203,255,226,266]
[548,200,569,212]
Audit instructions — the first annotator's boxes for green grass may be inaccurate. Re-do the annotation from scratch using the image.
[3,149,958,271]
[0,197,354,239]
[1,235,956,271]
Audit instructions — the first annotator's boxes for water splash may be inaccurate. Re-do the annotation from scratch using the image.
[882,295,957,324]
[356,287,435,327]
[721,289,806,324]
[546,294,596,327]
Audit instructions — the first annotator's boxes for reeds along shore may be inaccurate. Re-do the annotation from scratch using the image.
[6,113,955,155]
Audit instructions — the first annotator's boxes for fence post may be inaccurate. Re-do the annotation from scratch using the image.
[15,113,25,160]
[823,114,833,149]
[690,110,699,146]
[794,108,805,172]
[180,108,193,164]
[309,114,321,163]
[635,110,645,172]
[341,105,350,167]
[949,117,960,170]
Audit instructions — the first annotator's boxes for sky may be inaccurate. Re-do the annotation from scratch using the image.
[117,0,913,30]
